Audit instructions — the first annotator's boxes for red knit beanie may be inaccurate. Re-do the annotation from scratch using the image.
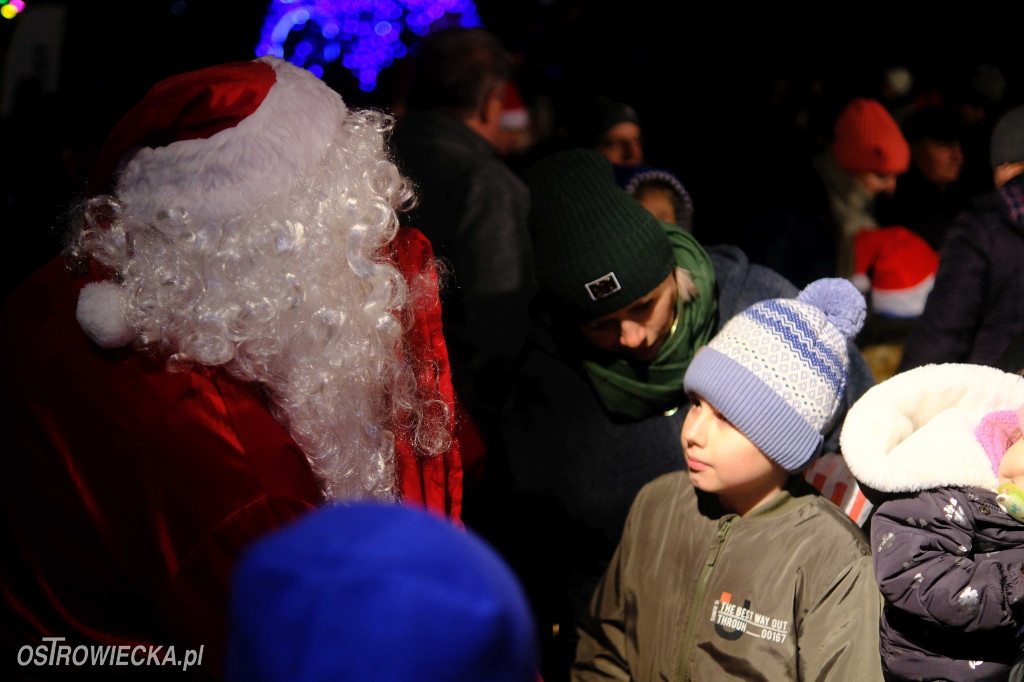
[832,98,910,175]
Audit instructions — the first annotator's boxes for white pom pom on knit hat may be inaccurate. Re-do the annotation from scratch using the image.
[684,278,866,472]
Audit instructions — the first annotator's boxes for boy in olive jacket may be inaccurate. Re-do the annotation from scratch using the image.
[573,279,883,681]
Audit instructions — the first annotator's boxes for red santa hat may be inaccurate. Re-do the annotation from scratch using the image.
[499,80,529,131]
[851,226,939,318]
[78,56,351,348]
[89,55,348,224]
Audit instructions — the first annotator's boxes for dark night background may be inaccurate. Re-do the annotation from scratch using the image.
[2,1,1021,297]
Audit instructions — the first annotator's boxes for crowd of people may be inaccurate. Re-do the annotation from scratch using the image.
[4,20,1024,682]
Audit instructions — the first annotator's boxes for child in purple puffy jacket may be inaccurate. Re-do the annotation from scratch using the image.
[843,363,1024,681]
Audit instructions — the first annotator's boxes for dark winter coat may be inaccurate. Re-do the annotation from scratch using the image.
[899,173,1024,371]
[389,109,536,426]
[872,487,1024,681]
[843,363,1024,681]
[876,164,970,253]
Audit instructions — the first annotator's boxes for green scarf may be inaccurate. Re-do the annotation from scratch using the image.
[582,222,718,420]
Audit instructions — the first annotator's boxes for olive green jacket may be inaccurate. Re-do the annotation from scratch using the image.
[573,472,883,681]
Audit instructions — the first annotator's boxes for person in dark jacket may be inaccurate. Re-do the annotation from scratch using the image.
[389,27,536,435]
[876,107,970,252]
[465,149,876,682]
[900,104,1024,372]
[843,363,1024,681]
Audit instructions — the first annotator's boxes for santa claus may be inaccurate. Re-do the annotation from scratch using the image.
[1,56,462,679]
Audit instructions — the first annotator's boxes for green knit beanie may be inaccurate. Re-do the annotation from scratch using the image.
[526,148,675,321]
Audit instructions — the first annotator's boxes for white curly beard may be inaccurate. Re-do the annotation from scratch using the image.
[70,109,448,501]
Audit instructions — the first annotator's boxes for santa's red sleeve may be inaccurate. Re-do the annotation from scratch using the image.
[389,226,469,527]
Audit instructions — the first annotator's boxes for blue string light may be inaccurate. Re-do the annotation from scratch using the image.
[256,0,482,92]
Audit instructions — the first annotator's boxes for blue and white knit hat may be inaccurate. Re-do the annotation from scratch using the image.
[683,278,866,472]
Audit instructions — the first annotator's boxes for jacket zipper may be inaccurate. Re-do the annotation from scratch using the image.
[676,515,735,682]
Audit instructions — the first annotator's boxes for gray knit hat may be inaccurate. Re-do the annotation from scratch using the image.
[683,278,866,472]
[526,148,675,321]
[990,104,1024,170]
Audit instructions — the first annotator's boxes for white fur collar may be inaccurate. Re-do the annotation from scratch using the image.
[841,363,1024,493]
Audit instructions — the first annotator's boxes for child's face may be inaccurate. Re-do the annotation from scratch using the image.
[681,394,789,516]
[635,186,676,225]
[999,429,1024,487]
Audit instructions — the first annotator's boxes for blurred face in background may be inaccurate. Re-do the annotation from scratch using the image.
[912,138,964,188]
[853,170,899,197]
[634,185,676,224]
[594,122,643,165]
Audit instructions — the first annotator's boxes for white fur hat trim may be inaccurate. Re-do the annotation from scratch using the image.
[114,56,347,225]
[76,281,135,349]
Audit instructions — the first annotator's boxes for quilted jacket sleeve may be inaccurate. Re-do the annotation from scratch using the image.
[871,490,1024,632]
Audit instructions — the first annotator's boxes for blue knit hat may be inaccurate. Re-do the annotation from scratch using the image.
[226,504,538,682]
[683,278,866,472]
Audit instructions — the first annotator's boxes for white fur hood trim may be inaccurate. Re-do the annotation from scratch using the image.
[840,363,1024,493]
[115,56,346,225]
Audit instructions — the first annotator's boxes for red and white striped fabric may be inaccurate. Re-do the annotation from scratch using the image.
[803,452,872,527]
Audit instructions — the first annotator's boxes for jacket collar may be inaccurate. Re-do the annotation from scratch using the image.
[696,477,817,522]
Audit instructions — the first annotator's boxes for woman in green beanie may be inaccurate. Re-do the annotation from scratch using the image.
[464,149,875,682]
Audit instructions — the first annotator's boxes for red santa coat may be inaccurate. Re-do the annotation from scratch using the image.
[0,227,462,679]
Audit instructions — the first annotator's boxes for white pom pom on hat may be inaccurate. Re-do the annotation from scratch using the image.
[76,281,134,349]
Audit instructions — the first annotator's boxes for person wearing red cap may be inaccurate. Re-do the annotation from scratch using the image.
[495,80,535,160]
[1,56,463,679]
[849,225,940,381]
[851,226,940,320]
[813,97,911,277]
